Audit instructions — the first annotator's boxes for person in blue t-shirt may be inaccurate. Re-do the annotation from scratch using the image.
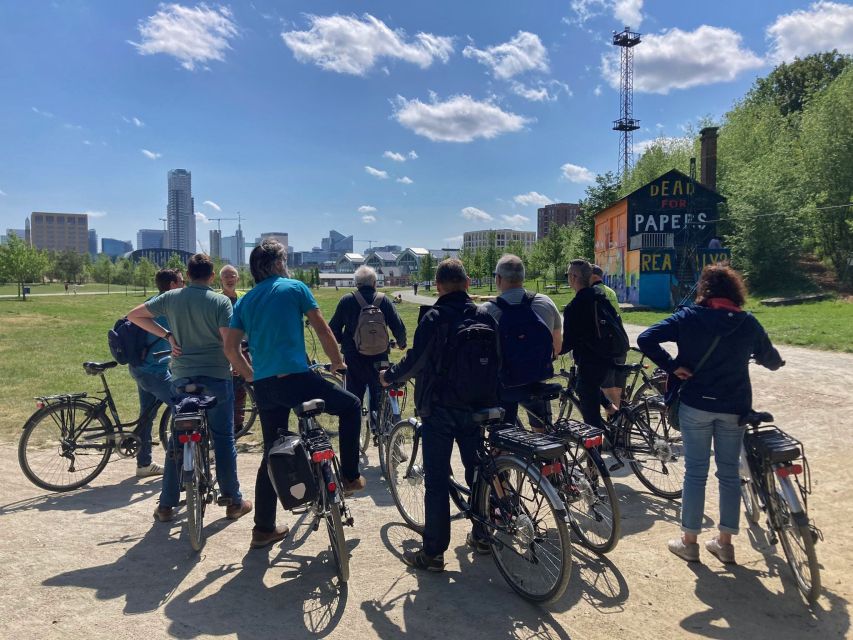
[129,268,184,478]
[224,239,364,550]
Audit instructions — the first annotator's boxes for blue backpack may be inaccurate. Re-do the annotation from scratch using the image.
[495,292,554,388]
[107,317,150,366]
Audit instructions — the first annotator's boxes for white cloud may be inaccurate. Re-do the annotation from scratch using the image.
[365,165,389,179]
[130,3,238,71]
[514,191,553,207]
[397,176,414,184]
[0,189,6,196]
[281,13,453,76]
[614,0,644,27]
[510,79,570,102]
[383,150,406,162]
[501,214,530,229]
[31,106,54,118]
[141,148,161,159]
[358,205,377,213]
[82,140,92,145]
[603,26,764,94]
[593,84,602,97]
[195,211,210,223]
[461,206,494,221]
[123,115,145,127]
[444,235,463,245]
[569,0,644,27]
[203,200,221,211]
[361,214,377,224]
[82,210,107,218]
[561,163,595,183]
[767,2,853,62]
[408,150,418,159]
[394,94,530,143]
[63,123,83,130]
[463,31,549,80]
[635,136,692,154]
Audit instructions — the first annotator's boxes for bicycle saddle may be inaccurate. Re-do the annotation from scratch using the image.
[739,410,774,427]
[472,407,506,424]
[613,362,644,372]
[297,398,326,417]
[83,361,118,374]
[521,382,563,401]
[174,395,217,413]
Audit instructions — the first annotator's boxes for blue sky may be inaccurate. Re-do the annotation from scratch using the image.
[1,1,852,253]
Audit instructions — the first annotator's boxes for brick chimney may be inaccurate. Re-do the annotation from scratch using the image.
[700,127,719,191]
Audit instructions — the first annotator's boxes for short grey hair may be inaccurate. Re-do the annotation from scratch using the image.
[354,265,377,287]
[495,254,525,284]
[220,264,238,277]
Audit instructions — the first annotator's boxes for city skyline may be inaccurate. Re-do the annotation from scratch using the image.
[1,2,851,250]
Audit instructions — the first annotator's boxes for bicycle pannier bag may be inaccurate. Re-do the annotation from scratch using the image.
[439,307,500,408]
[494,292,554,387]
[267,435,318,510]
[352,291,389,356]
[107,317,150,367]
[589,293,629,360]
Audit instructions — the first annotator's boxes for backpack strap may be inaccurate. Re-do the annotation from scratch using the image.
[494,296,510,311]
[522,291,535,306]
[373,291,384,306]
[352,290,369,308]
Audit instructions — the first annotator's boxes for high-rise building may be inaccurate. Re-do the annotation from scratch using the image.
[463,229,536,252]
[167,169,195,253]
[209,229,222,260]
[29,212,88,252]
[537,203,581,240]
[2,228,27,245]
[102,238,133,258]
[137,228,167,250]
[220,222,245,266]
[88,229,98,256]
[255,232,289,254]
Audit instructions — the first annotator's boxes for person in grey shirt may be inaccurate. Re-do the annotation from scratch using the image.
[482,254,562,429]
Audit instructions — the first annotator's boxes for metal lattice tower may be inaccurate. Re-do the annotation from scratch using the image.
[612,27,641,181]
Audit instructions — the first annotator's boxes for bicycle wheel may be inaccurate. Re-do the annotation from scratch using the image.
[386,419,425,532]
[19,400,113,492]
[558,452,620,553]
[630,378,666,405]
[625,408,684,499]
[234,380,258,439]
[740,466,761,525]
[326,496,350,583]
[377,392,397,478]
[480,455,572,603]
[185,442,207,552]
[159,406,172,454]
[771,473,821,604]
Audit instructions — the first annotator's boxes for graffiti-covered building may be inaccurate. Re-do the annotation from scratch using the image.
[594,156,731,308]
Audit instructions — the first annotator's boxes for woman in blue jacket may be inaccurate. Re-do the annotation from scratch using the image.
[638,266,783,564]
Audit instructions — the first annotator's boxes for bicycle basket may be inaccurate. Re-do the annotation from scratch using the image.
[551,419,604,447]
[267,435,318,510]
[489,427,565,460]
[744,425,803,465]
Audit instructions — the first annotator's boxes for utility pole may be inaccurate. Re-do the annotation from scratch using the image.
[612,26,641,182]
[158,217,168,249]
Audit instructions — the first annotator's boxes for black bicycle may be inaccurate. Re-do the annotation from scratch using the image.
[386,407,573,603]
[739,410,822,604]
[623,347,668,404]
[19,360,169,492]
[359,356,408,478]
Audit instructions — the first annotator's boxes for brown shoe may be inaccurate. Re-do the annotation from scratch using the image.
[153,506,175,522]
[341,475,366,496]
[250,525,290,549]
[226,499,253,520]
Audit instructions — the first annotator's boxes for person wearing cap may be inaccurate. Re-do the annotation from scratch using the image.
[591,265,628,411]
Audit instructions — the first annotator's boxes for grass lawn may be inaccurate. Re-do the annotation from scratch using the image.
[0,282,147,296]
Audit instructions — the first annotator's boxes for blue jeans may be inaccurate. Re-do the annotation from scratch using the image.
[159,376,242,509]
[129,367,173,467]
[679,402,745,535]
[421,404,485,557]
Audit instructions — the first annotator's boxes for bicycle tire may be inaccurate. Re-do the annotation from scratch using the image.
[386,419,426,533]
[625,409,684,499]
[233,380,258,439]
[740,473,761,525]
[326,498,350,583]
[185,442,207,552]
[772,474,821,604]
[630,379,666,405]
[559,452,621,553]
[377,392,397,478]
[19,400,113,492]
[480,455,572,603]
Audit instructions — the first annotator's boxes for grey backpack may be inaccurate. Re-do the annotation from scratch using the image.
[352,291,389,356]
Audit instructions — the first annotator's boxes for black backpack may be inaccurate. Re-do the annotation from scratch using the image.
[589,293,630,359]
[437,305,500,408]
[107,317,151,366]
[494,292,554,388]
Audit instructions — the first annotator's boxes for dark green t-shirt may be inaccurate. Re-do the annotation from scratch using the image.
[145,283,233,380]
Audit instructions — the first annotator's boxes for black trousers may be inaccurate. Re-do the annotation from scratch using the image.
[252,371,361,533]
[576,361,611,430]
[343,352,385,422]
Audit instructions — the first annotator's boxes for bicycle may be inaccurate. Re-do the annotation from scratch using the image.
[623,347,668,404]
[288,398,355,583]
[386,407,573,603]
[739,410,822,604]
[359,356,409,478]
[513,381,621,554]
[19,360,168,492]
[168,382,226,552]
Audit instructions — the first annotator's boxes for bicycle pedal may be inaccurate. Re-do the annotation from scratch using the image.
[345,517,354,527]
[608,461,624,472]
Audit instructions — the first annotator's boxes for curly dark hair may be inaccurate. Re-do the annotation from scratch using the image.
[695,265,747,307]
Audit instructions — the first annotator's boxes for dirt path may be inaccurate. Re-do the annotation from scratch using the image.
[2,322,852,639]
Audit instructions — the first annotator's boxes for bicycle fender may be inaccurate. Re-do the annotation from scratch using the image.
[497,453,571,524]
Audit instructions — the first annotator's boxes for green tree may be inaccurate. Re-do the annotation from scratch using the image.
[530,226,568,290]
[55,250,85,283]
[504,239,528,261]
[418,252,435,285]
[134,257,156,296]
[0,234,49,300]
[577,171,621,261]
[91,254,115,292]
[165,253,187,271]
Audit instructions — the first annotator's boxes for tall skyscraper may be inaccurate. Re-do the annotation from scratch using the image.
[167,169,195,253]
[88,229,98,256]
[137,228,167,250]
[209,229,222,259]
[29,212,88,252]
[220,222,246,266]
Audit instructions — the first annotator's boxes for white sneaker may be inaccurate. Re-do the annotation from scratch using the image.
[136,463,164,478]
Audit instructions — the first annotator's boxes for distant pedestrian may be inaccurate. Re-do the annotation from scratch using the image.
[413,282,419,295]
[64,282,69,294]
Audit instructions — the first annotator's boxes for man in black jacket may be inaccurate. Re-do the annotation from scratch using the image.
[329,265,407,428]
[562,259,617,429]
[380,259,496,571]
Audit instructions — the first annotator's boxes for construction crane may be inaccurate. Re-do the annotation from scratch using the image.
[355,239,378,251]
